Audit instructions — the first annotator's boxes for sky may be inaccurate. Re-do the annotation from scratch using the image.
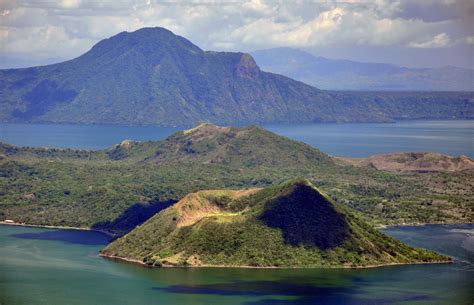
[0,0,473,69]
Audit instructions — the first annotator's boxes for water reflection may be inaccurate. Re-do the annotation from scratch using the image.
[153,278,434,305]
[12,229,111,245]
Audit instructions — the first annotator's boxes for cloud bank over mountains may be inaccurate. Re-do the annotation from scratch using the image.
[0,0,473,69]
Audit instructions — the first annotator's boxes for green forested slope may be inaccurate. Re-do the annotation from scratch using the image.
[0,27,472,126]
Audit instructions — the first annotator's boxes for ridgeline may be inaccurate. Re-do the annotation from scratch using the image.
[0,27,472,126]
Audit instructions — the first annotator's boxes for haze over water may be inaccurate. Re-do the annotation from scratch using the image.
[0,120,472,157]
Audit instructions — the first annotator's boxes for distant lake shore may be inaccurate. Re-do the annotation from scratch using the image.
[1,120,473,157]
[0,221,116,237]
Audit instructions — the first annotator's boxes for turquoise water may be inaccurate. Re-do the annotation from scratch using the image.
[0,224,472,305]
[0,120,473,157]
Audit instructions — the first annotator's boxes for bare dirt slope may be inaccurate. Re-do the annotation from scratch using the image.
[341,153,474,172]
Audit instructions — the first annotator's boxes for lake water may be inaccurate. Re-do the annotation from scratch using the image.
[0,224,472,305]
[0,120,473,157]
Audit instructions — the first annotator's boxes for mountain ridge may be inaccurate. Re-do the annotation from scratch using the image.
[0,27,473,126]
[251,47,474,91]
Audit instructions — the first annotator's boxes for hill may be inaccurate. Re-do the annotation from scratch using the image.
[101,179,447,268]
[1,124,472,235]
[0,27,473,126]
[341,153,474,172]
[251,47,474,91]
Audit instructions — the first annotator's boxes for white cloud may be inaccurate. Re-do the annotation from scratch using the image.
[0,0,472,66]
[408,33,452,48]
[61,0,81,9]
[466,36,474,45]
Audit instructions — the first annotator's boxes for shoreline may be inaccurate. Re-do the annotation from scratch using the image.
[1,220,461,270]
[99,253,452,270]
[2,220,471,239]
[0,221,117,237]
[375,221,474,230]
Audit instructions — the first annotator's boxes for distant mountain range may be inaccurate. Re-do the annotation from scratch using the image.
[251,48,474,91]
[0,27,472,126]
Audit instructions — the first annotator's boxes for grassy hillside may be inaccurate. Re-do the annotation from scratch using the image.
[0,124,472,235]
[0,27,472,126]
[102,179,447,267]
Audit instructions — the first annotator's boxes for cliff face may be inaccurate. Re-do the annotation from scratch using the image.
[234,53,260,78]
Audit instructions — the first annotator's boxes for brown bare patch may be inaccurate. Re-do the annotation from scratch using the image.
[340,153,474,172]
[175,188,260,228]
[183,123,231,139]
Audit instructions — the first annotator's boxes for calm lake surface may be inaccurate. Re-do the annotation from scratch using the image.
[0,120,473,157]
[0,224,472,305]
